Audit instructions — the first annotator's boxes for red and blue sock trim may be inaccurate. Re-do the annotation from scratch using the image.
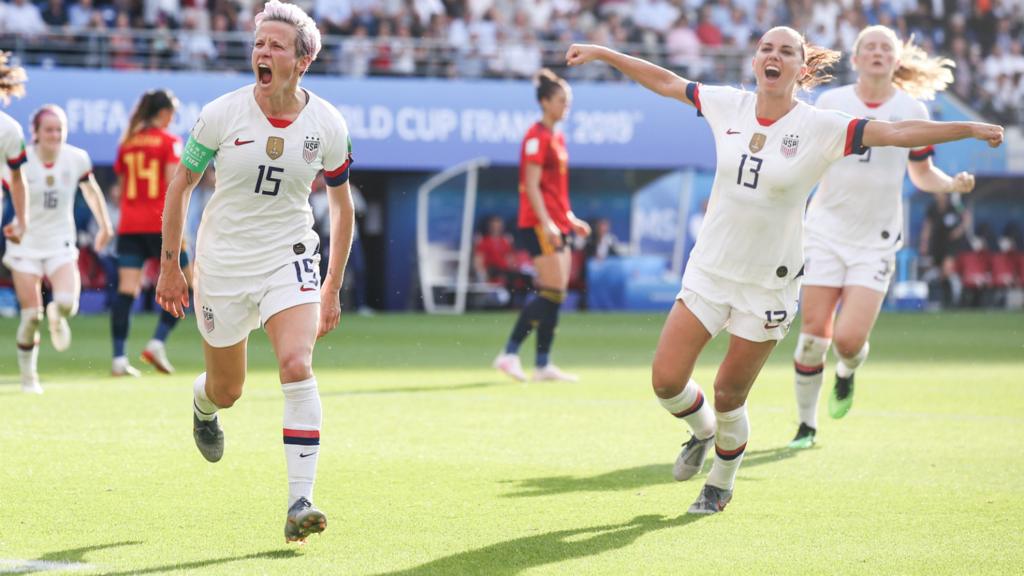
[794,361,824,376]
[283,428,320,446]
[672,390,705,418]
[715,442,747,461]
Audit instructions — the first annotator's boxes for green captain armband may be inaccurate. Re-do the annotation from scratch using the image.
[181,136,215,172]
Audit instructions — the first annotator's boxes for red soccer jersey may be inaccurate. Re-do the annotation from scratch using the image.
[476,235,513,271]
[517,122,570,233]
[113,127,181,234]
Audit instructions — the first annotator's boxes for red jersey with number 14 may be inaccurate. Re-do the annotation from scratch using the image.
[518,122,570,233]
[114,127,181,234]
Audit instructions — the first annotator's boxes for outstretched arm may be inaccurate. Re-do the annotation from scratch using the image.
[862,120,1003,150]
[565,44,694,105]
[907,156,975,194]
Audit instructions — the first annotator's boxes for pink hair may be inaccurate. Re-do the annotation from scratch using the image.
[255,0,322,63]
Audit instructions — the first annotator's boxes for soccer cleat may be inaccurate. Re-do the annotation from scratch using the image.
[788,423,816,449]
[532,364,579,382]
[193,413,224,463]
[285,497,327,543]
[687,483,733,515]
[493,353,527,382]
[829,374,855,419]
[673,434,714,481]
[46,301,71,352]
[21,375,43,395]
[111,356,141,377]
[141,340,175,374]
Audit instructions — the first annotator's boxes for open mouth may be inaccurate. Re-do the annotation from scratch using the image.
[257,63,273,86]
[765,65,781,79]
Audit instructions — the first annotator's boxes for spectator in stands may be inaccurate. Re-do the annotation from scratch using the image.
[695,5,724,47]
[584,217,624,261]
[178,13,218,70]
[68,0,97,31]
[41,0,69,28]
[666,13,702,76]
[4,0,48,38]
[317,0,354,35]
[110,12,139,70]
[338,23,374,76]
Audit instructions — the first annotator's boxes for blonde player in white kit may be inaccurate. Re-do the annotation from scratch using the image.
[3,105,113,394]
[790,26,976,449]
[155,0,354,543]
[0,51,29,260]
[566,27,1002,514]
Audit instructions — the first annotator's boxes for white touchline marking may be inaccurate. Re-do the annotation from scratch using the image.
[0,559,94,574]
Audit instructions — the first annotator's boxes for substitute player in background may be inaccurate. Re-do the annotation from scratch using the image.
[4,105,113,393]
[493,68,591,383]
[790,26,974,448]
[111,89,190,376]
[566,28,1002,514]
[156,0,354,543]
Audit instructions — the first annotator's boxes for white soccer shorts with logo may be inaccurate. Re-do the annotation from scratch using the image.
[194,240,322,348]
[677,264,800,343]
[802,228,896,294]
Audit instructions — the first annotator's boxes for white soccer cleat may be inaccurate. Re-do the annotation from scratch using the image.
[112,356,141,377]
[673,434,715,481]
[141,340,175,374]
[532,364,579,382]
[46,301,71,352]
[21,375,43,394]
[493,352,527,382]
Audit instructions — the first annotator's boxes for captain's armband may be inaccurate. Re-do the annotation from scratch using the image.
[181,136,215,173]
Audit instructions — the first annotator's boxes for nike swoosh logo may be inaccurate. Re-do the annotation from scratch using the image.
[234,138,254,146]
[299,451,317,458]
[726,129,741,135]
[299,286,317,292]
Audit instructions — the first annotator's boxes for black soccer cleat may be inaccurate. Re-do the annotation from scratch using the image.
[193,413,224,463]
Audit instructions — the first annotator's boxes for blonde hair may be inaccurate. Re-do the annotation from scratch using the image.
[255,0,322,65]
[758,27,842,93]
[0,51,27,106]
[853,25,954,100]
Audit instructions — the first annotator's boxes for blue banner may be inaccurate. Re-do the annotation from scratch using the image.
[5,67,715,171]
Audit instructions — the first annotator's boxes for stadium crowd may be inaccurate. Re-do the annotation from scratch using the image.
[0,0,1023,123]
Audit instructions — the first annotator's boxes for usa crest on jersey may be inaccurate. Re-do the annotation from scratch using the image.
[303,135,321,164]
[781,134,800,158]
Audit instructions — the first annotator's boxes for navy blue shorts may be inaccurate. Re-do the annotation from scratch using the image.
[117,233,189,269]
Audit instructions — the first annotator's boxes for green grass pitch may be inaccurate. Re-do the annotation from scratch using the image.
[1,310,1022,575]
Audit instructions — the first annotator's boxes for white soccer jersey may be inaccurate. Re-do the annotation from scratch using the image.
[805,85,931,250]
[189,85,352,277]
[686,83,868,290]
[10,144,92,257]
[0,110,26,182]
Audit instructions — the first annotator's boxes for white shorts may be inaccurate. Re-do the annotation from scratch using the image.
[803,231,895,293]
[677,265,800,343]
[194,253,322,348]
[2,246,79,278]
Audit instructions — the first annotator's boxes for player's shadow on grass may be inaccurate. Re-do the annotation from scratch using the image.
[373,514,702,576]
[13,542,297,575]
[319,380,519,397]
[501,446,803,498]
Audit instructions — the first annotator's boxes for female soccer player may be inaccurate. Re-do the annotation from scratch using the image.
[3,105,113,394]
[111,88,190,376]
[565,28,1002,514]
[0,52,32,391]
[493,68,591,382]
[156,0,354,543]
[790,26,974,449]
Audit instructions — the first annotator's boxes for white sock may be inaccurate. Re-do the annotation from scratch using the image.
[658,379,716,440]
[835,342,870,379]
[283,377,322,507]
[193,372,218,421]
[793,333,831,429]
[707,405,749,491]
[16,308,42,380]
[53,292,78,317]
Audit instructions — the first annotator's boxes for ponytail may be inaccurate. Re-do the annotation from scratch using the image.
[121,88,178,144]
[534,68,569,102]
[891,37,954,100]
[798,44,842,92]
